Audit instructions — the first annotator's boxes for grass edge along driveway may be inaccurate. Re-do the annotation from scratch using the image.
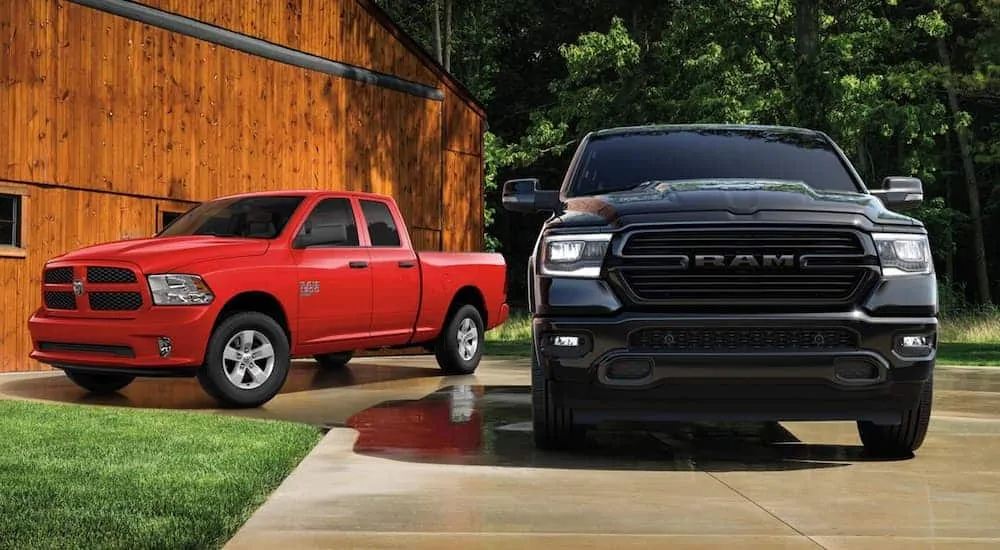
[0,399,321,550]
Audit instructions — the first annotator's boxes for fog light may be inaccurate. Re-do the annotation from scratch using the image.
[553,336,580,347]
[901,335,930,348]
[542,333,591,359]
[157,336,172,358]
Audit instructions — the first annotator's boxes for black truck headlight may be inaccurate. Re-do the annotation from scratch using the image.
[147,274,215,305]
[540,233,612,278]
[872,233,932,276]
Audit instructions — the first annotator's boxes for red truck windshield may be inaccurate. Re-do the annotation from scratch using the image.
[566,128,863,197]
[158,195,305,239]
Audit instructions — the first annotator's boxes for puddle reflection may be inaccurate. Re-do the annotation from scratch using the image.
[1,363,441,410]
[346,385,903,472]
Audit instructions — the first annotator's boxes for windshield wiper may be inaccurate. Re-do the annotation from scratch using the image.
[575,180,661,197]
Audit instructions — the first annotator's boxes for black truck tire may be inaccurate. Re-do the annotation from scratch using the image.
[64,369,135,394]
[315,351,354,369]
[434,304,485,375]
[197,312,290,408]
[857,375,933,457]
[531,347,585,450]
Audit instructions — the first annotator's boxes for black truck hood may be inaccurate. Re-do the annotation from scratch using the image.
[550,179,922,229]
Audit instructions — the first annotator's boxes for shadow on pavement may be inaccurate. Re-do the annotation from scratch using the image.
[344,385,910,472]
[1,362,442,410]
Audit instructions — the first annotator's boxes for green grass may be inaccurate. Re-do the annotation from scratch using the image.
[938,310,1000,365]
[485,309,1000,365]
[0,400,321,550]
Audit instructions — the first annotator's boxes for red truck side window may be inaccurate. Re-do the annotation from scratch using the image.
[299,198,360,246]
[360,200,400,247]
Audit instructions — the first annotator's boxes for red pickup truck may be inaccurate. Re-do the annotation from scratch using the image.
[28,190,509,407]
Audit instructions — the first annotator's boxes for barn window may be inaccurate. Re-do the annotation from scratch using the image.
[360,200,401,247]
[0,193,24,251]
[160,210,184,231]
[156,202,196,233]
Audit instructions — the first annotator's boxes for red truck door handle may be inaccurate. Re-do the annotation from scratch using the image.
[398,261,416,268]
[349,261,369,269]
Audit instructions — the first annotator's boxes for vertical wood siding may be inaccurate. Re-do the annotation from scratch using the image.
[136,0,439,88]
[0,0,484,372]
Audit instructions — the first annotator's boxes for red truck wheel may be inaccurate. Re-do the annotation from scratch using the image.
[435,304,485,375]
[196,312,291,408]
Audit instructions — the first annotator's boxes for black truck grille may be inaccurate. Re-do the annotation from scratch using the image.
[42,264,145,312]
[86,266,137,284]
[611,227,875,308]
[88,292,143,311]
[43,267,74,284]
[629,327,859,353]
[617,272,866,302]
[621,228,863,257]
[44,291,77,310]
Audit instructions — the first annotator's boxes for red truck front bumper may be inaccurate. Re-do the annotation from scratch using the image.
[28,305,217,376]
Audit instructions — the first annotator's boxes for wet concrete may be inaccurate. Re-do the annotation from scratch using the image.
[2,359,1000,548]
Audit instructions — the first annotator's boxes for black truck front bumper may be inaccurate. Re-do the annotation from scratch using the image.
[533,311,936,426]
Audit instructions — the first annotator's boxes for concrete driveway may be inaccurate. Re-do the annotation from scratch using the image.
[3,358,1000,549]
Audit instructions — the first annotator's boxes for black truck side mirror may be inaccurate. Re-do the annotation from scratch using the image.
[501,178,561,213]
[871,176,924,211]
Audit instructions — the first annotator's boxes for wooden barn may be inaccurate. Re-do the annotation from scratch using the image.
[0,0,487,372]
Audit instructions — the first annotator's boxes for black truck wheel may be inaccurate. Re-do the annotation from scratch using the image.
[197,312,290,408]
[531,347,585,450]
[314,351,354,369]
[434,304,485,375]
[857,375,933,457]
[64,369,135,394]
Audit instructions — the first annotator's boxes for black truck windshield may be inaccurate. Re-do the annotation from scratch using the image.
[566,128,862,197]
[158,195,305,239]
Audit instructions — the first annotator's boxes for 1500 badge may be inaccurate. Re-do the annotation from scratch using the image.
[299,281,320,296]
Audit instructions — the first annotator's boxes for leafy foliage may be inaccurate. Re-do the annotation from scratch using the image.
[377,0,1000,303]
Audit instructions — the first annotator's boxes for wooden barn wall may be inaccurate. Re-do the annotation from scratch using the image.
[0,0,453,231]
[0,0,486,372]
[136,0,438,89]
[441,90,484,252]
[0,184,183,372]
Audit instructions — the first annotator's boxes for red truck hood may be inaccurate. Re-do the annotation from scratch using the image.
[52,236,270,273]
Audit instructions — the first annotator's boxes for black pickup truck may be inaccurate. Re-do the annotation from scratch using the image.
[503,124,937,457]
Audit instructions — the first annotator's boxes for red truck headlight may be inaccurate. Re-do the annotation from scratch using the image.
[147,274,215,306]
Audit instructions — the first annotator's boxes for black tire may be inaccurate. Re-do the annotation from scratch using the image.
[434,304,485,375]
[858,375,933,458]
[64,369,135,394]
[531,346,585,450]
[196,312,290,408]
[314,351,354,369]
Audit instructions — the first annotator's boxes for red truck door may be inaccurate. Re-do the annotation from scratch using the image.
[358,198,420,346]
[291,197,374,350]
